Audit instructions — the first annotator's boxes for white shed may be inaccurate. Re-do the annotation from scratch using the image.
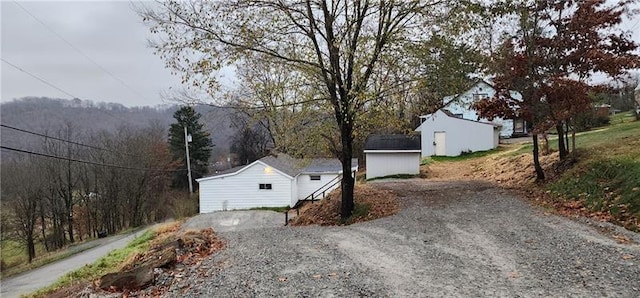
[415,109,501,157]
[196,154,357,213]
[364,134,421,179]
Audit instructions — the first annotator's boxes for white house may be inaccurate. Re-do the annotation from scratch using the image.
[364,134,421,179]
[196,154,358,213]
[416,109,501,157]
[444,79,528,138]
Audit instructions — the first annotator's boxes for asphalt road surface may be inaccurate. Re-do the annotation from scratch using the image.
[0,228,151,298]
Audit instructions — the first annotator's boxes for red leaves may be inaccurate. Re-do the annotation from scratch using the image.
[483,1,639,136]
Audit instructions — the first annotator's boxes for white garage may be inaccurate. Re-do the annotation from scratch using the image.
[415,109,501,157]
[196,154,357,213]
[364,134,421,179]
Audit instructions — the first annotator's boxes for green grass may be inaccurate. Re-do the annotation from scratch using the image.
[544,118,640,231]
[609,111,637,124]
[249,206,290,213]
[425,147,504,162]
[1,226,150,279]
[549,157,640,230]
[510,119,640,156]
[1,240,77,279]
[1,240,28,271]
[366,173,419,181]
[28,230,156,297]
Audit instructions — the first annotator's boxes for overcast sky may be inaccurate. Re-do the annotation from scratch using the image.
[1,1,639,108]
[1,0,184,107]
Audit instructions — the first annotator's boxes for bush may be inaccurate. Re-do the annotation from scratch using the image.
[574,109,610,132]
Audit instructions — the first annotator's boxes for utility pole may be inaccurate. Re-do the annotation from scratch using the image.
[184,126,193,193]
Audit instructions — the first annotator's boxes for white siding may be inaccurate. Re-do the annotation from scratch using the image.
[197,162,293,213]
[416,110,498,157]
[445,81,520,138]
[296,173,340,200]
[365,152,421,179]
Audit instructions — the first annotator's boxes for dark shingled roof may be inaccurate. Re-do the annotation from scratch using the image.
[303,158,358,173]
[259,154,308,177]
[199,153,356,179]
[364,134,421,151]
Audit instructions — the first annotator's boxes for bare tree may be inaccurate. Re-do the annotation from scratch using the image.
[140,0,462,218]
[1,159,42,262]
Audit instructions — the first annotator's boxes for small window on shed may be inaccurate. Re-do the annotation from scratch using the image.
[310,175,321,181]
[259,183,272,190]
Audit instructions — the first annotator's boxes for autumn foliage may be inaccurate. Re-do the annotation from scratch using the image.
[473,0,639,180]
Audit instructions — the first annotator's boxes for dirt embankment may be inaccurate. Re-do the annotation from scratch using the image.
[423,146,562,187]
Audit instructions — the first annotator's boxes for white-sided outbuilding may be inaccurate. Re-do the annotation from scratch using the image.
[415,109,501,157]
[364,134,421,179]
[196,154,357,213]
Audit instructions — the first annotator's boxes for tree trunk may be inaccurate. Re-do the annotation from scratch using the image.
[564,121,570,154]
[66,143,75,244]
[339,123,355,220]
[571,123,576,155]
[26,232,36,263]
[556,124,568,159]
[541,133,549,155]
[39,205,49,252]
[532,134,545,181]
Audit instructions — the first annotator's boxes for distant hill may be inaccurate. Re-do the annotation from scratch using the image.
[0,97,236,158]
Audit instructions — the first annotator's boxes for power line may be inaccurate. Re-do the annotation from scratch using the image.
[1,57,78,99]
[1,57,128,122]
[0,124,142,158]
[13,1,153,103]
[0,145,183,173]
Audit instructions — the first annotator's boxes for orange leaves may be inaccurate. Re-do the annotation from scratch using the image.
[290,184,399,226]
[612,234,632,244]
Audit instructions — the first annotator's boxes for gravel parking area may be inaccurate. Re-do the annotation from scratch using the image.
[165,180,640,297]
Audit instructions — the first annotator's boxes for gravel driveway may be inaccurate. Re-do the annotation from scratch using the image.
[165,180,640,297]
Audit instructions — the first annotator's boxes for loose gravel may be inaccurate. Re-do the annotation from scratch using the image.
[160,180,639,297]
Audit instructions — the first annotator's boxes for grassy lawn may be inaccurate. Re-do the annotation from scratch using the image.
[366,173,421,181]
[547,119,640,230]
[510,113,639,156]
[609,111,637,124]
[503,115,640,230]
[423,147,505,163]
[249,206,290,213]
[27,230,157,297]
[1,227,147,279]
[1,240,75,279]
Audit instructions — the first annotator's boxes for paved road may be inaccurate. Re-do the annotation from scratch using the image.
[0,228,151,298]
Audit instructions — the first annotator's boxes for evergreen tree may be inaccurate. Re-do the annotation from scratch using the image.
[168,106,212,189]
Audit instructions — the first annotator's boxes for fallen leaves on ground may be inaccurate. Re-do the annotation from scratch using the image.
[290,184,399,226]
[613,234,632,244]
